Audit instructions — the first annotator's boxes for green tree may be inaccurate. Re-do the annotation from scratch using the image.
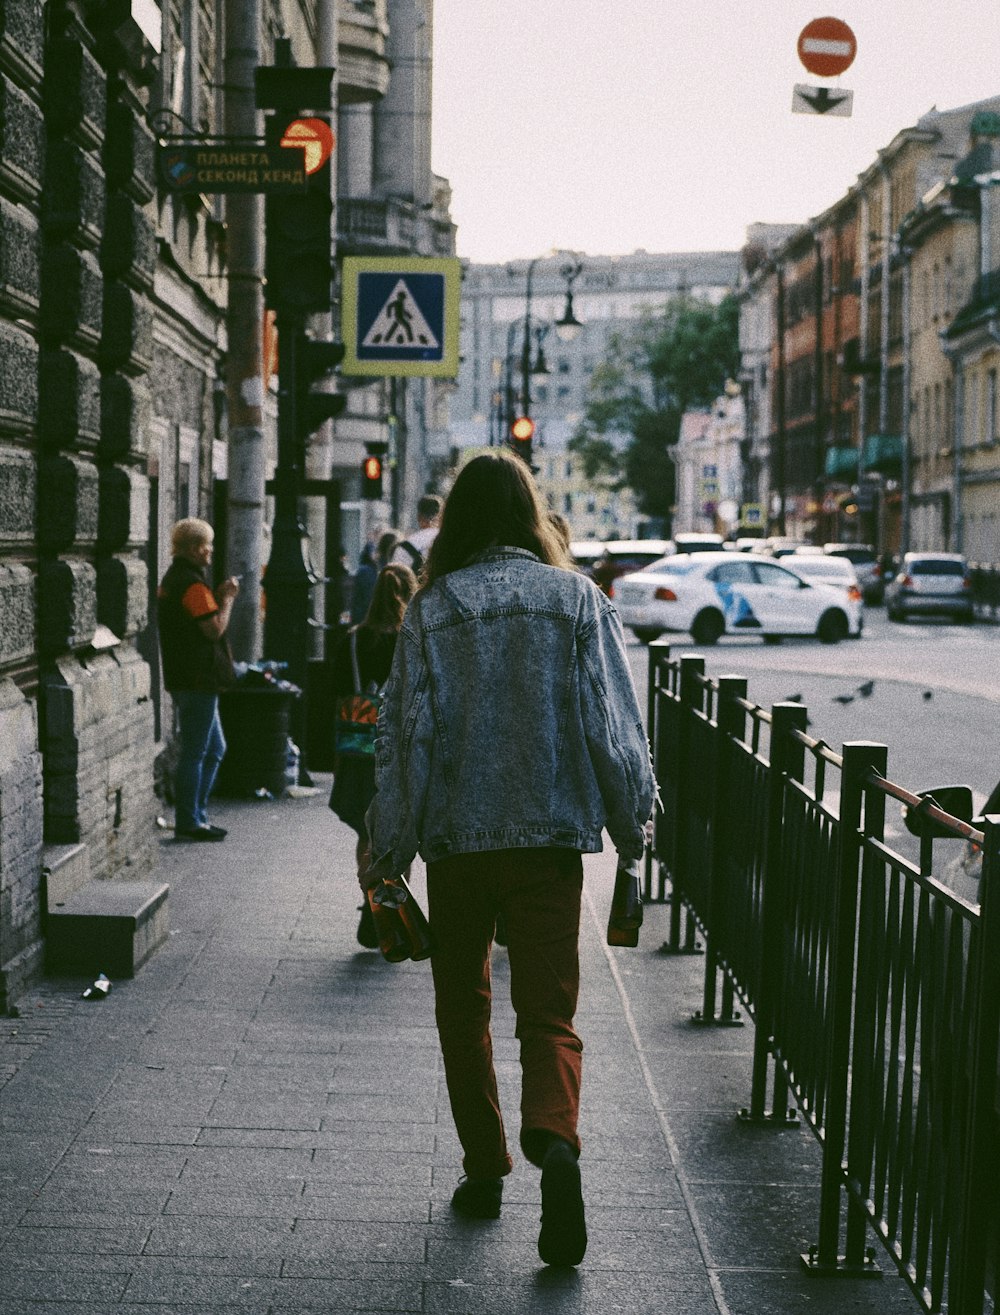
[569,295,739,524]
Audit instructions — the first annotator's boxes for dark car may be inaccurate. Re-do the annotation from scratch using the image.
[570,539,671,595]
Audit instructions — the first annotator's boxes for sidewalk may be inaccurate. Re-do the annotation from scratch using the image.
[0,786,919,1314]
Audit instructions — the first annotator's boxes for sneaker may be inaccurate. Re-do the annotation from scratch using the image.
[451,1175,503,1220]
[538,1140,587,1266]
[175,825,226,842]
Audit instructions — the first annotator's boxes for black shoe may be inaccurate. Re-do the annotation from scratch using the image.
[538,1140,587,1266]
[204,824,228,839]
[451,1175,503,1220]
[357,902,378,950]
[175,826,226,843]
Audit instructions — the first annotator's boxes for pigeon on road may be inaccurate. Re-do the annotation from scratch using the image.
[832,694,855,705]
[856,680,875,697]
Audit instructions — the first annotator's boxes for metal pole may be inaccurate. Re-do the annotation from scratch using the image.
[900,247,912,555]
[521,257,538,419]
[263,315,316,693]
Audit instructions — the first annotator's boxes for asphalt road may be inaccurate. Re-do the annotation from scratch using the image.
[624,606,999,905]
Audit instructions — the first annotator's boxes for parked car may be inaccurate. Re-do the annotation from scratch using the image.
[760,536,810,558]
[610,551,862,645]
[884,552,974,622]
[673,532,726,554]
[570,539,671,595]
[822,542,885,604]
[785,554,864,634]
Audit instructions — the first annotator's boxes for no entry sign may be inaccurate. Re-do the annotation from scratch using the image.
[797,17,857,78]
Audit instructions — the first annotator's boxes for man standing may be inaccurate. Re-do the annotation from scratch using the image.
[390,494,442,576]
[157,518,240,841]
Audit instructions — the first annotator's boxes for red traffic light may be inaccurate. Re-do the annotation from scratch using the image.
[363,455,382,481]
[510,416,535,442]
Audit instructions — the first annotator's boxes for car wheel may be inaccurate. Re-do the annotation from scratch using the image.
[817,609,849,644]
[690,609,724,646]
[888,605,903,623]
[762,634,782,645]
[632,627,662,644]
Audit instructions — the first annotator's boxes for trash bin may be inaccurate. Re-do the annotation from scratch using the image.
[215,685,300,798]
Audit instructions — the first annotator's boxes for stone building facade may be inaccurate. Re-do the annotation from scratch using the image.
[0,0,455,1010]
[0,0,162,1009]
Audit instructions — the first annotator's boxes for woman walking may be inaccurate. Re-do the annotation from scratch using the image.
[365,452,655,1267]
[329,563,418,945]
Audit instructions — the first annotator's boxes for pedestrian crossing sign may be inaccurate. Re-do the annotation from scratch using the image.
[341,256,461,377]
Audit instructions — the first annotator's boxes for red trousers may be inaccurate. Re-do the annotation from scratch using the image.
[426,847,584,1180]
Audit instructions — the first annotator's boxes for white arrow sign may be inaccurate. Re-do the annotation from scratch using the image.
[792,84,854,117]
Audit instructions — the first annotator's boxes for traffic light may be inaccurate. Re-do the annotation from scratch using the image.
[361,454,383,500]
[264,115,334,313]
[510,415,535,464]
[296,331,346,440]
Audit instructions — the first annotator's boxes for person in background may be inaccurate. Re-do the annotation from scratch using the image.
[350,542,379,625]
[365,451,655,1268]
[330,563,419,946]
[390,494,442,576]
[377,529,402,569]
[157,518,240,842]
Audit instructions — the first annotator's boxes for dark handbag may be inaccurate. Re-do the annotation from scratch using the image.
[335,631,382,758]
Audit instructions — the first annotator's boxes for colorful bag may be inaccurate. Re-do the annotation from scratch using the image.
[335,631,382,758]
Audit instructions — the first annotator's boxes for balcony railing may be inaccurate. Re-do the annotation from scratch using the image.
[337,198,455,258]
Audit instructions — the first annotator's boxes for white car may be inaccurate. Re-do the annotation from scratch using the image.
[610,552,863,645]
[785,554,864,635]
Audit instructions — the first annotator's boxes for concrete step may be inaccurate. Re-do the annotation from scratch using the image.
[45,879,170,980]
[41,843,91,906]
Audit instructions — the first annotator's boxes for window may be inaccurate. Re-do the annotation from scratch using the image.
[708,561,755,585]
[557,358,571,374]
[988,369,997,444]
[565,460,573,477]
[563,493,573,514]
[753,562,802,591]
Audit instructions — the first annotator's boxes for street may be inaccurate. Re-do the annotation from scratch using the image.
[625,608,1000,906]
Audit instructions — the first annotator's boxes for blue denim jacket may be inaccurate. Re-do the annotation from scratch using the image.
[367,547,656,876]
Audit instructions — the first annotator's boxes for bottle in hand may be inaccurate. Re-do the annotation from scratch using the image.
[368,876,433,962]
[607,858,644,947]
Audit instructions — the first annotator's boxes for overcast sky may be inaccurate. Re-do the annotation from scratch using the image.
[431,1,1000,262]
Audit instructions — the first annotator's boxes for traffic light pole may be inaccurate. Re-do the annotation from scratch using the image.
[263,309,317,694]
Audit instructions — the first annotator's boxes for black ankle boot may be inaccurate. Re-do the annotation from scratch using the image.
[451,1175,503,1220]
[538,1139,587,1266]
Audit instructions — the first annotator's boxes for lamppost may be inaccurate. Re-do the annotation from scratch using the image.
[507,253,585,463]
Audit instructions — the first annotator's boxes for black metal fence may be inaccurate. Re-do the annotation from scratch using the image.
[647,642,1000,1314]
[970,563,1000,619]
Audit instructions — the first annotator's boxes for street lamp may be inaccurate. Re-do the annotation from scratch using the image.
[554,256,584,343]
[507,252,585,461]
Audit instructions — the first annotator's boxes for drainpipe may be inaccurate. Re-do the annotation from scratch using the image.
[222,0,264,661]
[900,244,912,555]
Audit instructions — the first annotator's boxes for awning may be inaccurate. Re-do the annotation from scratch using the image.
[824,445,859,480]
[862,433,903,474]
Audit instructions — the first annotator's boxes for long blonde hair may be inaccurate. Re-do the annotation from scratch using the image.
[360,563,418,632]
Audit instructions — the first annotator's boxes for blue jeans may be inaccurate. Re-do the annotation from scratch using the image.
[174,691,226,832]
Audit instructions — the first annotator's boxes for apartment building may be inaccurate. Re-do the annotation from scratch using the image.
[450,250,740,538]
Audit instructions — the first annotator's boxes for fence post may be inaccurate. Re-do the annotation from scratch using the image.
[805,741,886,1276]
[661,654,705,954]
[741,701,807,1125]
[949,815,1000,1315]
[645,640,670,902]
[695,674,747,1027]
